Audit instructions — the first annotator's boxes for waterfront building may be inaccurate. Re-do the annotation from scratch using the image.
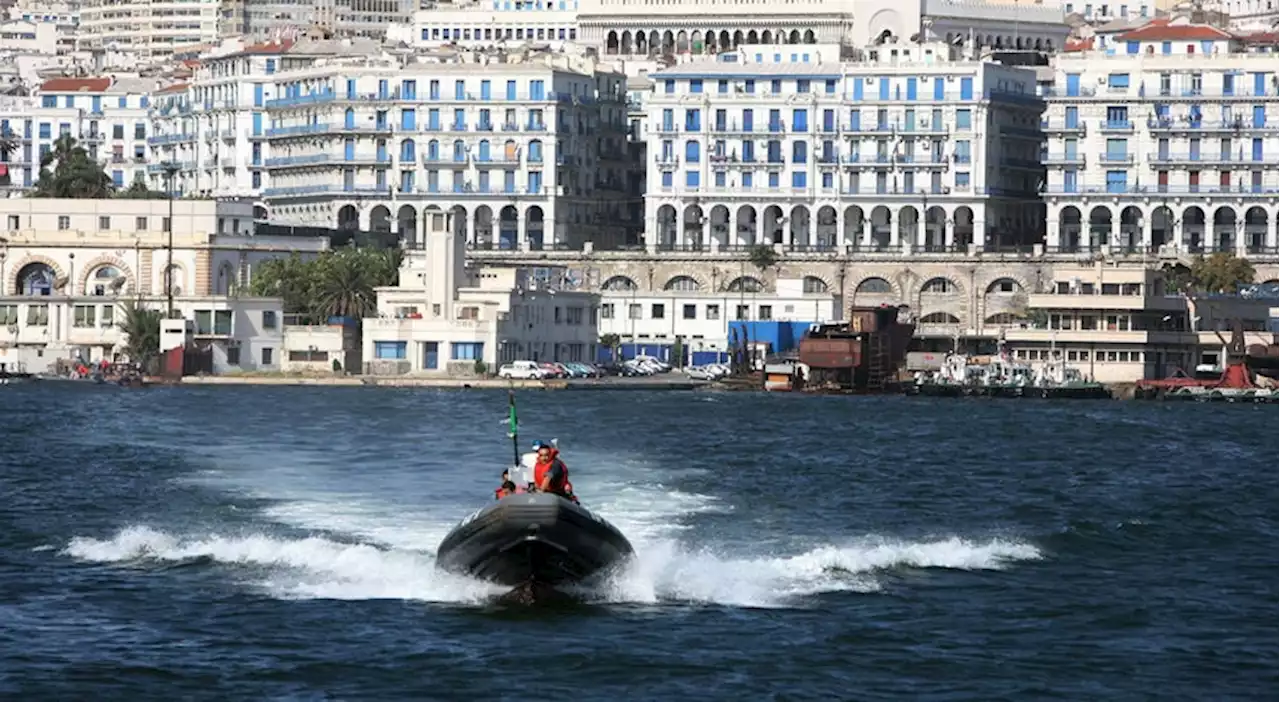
[5,0,79,56]
[362,210,600,375]
[144,35,370,202]
[77,0,220,63]
[235,47,636,249]
[0,76,158,192]
[642,41,1046,254]
[0,197,329,373]
[596,270,838,360]
[1002,263,1278,382]
[402,2,581,49]
[1039,19,1280,257]
[583,0,1070,57]
[397,0,1069,64]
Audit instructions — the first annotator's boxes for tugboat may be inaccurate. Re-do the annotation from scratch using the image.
[910,342,1110,399]
[435,391,634,603]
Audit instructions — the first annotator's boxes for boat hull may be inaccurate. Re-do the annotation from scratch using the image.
[436,492,634,588]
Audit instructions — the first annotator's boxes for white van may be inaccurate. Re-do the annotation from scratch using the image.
[498,360,546,379]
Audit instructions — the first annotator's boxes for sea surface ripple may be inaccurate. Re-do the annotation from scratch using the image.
[0,384,1275,700]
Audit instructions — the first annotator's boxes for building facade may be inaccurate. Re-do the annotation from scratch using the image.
[0,198,330,373]
[76,0,219,62]
[642,41,1047,255]
[1040,20,1280,256]
[1002,263,1277,382]
[1,76,158,192]
[362,209,600,375]
[597,272,838,357]
[245,49,636,249]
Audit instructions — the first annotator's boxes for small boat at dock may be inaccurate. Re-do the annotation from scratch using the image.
[908,345,1110,400]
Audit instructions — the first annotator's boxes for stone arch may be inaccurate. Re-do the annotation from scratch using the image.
[526,205,545,248]
[76,254,135,296]
[802,29,816,43]
[920,275,963,296]
[473,205,495,247]
[1212,206,1237,250]
[708,204,731,247]
[726,275,764,293]
[853,275,896,298]
[1088,205,1113,247]
[606,30,619,54]
[397,204,417,245]
[982,274,1023,294]
[1119,205,1143,250]
[369,205,392,233]
[664,274,702,291]
[602,275,638,291]
[252,205,268,220]
[802,275,830,293]
[656,203,678,245]
[1059,205,1083,250]
[9,256,65,296]
[919,312,961,324]
[337,204,359,230]
[735,205,758,245]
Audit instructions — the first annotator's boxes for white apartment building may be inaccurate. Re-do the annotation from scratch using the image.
[1063,0,1159,24]
[395,0,1069,60]
[400,2,581,48]
[6,0,79,55]
[77,0,219,63]
[0,197,330,373]
[0,76,158,192]
[362,209,600,375]
[597,272,837,358]
[642,41,1046,254]
[144,35,364,202]
[1040,19,1280,257]
[239,49,636,249]
[236,0,418,41]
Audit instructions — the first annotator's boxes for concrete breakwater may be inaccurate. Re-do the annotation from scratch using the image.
[172,374,706,390]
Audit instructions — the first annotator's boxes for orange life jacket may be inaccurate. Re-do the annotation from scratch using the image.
[533,450,570,494]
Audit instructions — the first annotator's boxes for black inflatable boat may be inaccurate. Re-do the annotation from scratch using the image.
[436,491,634,592]
[434,391,634,601]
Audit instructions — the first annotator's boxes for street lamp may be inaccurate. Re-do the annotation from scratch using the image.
[163,162,180,318]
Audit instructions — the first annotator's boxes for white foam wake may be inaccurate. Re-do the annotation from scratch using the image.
[61,526,1042,608]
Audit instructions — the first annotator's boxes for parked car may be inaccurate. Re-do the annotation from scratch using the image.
[498,361,546,379]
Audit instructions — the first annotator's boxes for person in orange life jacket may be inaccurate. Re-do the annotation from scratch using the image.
[532,442,575,501]
[494,469,526,500]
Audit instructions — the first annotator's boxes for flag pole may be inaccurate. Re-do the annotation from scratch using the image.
[508,389,520,470]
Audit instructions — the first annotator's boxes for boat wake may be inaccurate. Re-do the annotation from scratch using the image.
[56,447,1043,609]
[61,528,1040,609]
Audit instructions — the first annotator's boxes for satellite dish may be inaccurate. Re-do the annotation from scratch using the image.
[52,275,69,290]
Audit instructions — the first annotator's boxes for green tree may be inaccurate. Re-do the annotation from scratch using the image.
[116,178,171,200]
[247,245,402,323]
[1189,253,1256,294]
[116,299,162,369]
[33,135,115,198]
[748,243,778,277]
[599,333,621,361]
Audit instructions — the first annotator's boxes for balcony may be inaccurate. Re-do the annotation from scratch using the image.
[264,123,332,138]
[1025,291,1186,312]
[1044,154,1086,166]
[1043,184,1280,197]
[1097,120,1134,133]
[264,91,337,109]
[1098,153,1134,165]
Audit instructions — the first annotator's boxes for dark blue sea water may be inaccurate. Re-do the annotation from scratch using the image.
[0,384,1276,700]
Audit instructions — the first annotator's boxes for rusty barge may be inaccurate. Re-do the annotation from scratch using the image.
[752,305,916,394]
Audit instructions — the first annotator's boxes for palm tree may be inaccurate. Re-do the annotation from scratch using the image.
[312,252,378,320]
[116,299,162,370]
[33,134,114,198]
